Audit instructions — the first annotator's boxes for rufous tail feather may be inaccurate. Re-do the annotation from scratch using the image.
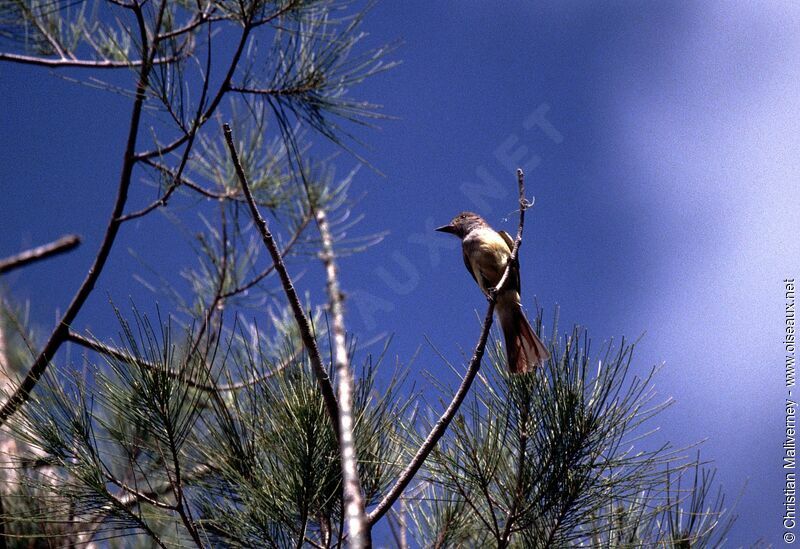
[497,300,550,373]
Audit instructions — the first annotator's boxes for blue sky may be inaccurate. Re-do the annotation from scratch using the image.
[2,1,799,545]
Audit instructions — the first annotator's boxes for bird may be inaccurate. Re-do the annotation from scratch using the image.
[436,211,550,373]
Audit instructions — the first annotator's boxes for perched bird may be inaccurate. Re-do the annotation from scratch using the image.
[436,212,550,373]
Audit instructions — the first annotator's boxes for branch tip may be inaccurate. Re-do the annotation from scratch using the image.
[0,234,82,275]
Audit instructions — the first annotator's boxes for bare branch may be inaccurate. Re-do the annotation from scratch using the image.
[0,0,169,428]
[0,51,187,69]
[0,234,81,275]
[317,208,369,548]
[367,168,530,527]
[222,123,340,438]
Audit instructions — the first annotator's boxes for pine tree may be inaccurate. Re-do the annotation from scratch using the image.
[0,0,735,546]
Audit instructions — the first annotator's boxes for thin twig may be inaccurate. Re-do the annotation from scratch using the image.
[222,123,341,438]
[367,168,529,527]
[165,412,205,546]
[118,25,213,224]
[101,472,178,511]
[0,234,81,275]
[304,537,326,549]
[228,83,317,97]
[317,208,370,548]
[84,464,211,544]
[65,330,296,391]
[139,158,231,200]
[158,11,223,40]
[221,213,312,298]
[137,26,253,161]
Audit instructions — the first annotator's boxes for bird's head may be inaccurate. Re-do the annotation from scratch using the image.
[435,212,487,238]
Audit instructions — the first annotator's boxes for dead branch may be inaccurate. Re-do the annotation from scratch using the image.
[317,207,369,548]
[0,235,80,275]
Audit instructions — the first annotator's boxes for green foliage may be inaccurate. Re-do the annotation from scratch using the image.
[191,330,410,546]
[408,320,735,548]
[0,0,738,545]
[0,296,737,547]
[0,305,412,546]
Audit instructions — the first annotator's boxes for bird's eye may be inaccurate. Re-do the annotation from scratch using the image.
[459,214,466,219]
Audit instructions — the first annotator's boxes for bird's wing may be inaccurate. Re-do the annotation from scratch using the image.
[461,246,480,286]
[498,230,521,295]
[499,230,515,252]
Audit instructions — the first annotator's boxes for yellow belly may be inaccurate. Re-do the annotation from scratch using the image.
[463,228,511,293]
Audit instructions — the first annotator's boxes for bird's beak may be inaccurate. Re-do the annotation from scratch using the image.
[435,223,457,234]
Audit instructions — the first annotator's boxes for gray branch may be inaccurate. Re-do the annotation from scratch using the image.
[317,208,370,548]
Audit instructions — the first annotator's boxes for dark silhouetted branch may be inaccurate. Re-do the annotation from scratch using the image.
[136,27,252,161]
[0,234,80,275]
[367,168,530,527]
[223,123,340,438]
[0,0,168,428]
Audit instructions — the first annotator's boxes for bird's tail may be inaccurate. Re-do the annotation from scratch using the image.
[497,296,550,374]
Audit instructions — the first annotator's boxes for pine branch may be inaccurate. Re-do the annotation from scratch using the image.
[83,464,212,544]
[136,26,252,161]
[221,214,312,298]
[222,123,341,438]
[13,0,70,60]
[499,404,529,547]
[65,329,298,391]
[368,168,530,527]
[0,51,187,68]
[317,207,370,548]
[0,234,80,275]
